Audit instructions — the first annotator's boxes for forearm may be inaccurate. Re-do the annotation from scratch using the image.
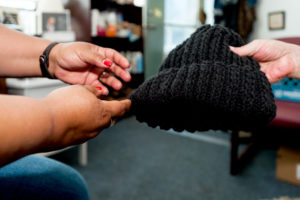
[0,24,51,77]
[0,95,53,166]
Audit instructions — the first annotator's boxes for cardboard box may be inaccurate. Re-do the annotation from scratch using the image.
[276,146,300,186]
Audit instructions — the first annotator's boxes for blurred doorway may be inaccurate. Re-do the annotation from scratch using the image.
[143,0,164,79]
[143,0,202,79]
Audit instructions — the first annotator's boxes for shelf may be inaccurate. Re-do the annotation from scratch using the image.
[91,0,145,95]
[91,1,142,24]
[91,36,143,52]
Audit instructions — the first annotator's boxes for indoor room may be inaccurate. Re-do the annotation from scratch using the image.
[1,0,300,200]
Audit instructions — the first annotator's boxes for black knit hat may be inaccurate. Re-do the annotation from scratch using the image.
[130,25,276,132]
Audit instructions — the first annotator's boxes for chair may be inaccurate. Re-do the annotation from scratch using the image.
[230,37,300,175]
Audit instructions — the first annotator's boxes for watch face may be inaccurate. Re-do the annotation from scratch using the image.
[40,55,45,62]
[39,55,48,66]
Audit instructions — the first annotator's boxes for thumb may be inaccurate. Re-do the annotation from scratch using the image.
[102,99,131,118]
[229,40,261,57]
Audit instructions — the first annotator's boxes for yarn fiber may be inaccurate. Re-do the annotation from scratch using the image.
[130,25,276,132]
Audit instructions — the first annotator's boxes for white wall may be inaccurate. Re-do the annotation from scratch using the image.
[250,0,300,40]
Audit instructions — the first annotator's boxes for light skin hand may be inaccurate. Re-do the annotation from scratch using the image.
[49,42,132,95]
[230,39,300,83]
[42,85,131,151]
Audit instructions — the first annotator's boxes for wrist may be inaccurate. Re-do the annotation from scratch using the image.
[290,44,300,79]
[36,98,57,151]
[48,42,62,78]
[41,96,72,149]
[39,42,59,79]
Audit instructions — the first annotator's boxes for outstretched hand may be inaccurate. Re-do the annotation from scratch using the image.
[43,85,131,149]
[49,42,132,95]
[230,39,300,83]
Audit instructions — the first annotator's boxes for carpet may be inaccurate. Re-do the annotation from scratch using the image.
[52,116,300,200]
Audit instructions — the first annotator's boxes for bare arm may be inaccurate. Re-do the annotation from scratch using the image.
[0,24,131,95]
[0,23,51,77]
[0,94,53,165]
[0,85,131,166]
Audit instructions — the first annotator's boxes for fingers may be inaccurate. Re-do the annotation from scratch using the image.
[99,47,132,82]
[100,75,123,90]
[98,66,131,91]
[102,99,131,118]
[83,85,102,97]
[89,45,130,70]
[84,67,110,95]
[103,47,130,69]
[87,44,131,83]
[78,43,130,70]
[108,64,132,82]
[91,80,109,95]
[80,48,111,69]
[229,40,261,57]
[261,61,293,83]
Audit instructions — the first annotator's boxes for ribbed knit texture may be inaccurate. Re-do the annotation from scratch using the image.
[130,25,276,132]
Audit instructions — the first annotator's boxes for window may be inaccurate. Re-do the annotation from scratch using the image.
[164,0,199,55]
[163,0,214,55]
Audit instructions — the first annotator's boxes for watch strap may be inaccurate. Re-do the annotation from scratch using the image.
[39,42,58,79]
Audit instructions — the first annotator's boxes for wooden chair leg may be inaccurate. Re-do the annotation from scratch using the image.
[230,130,239,175]
[78,142,88,166]
[230,130,258,175]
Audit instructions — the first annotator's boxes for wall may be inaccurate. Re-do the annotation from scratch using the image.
[250,0,300,40]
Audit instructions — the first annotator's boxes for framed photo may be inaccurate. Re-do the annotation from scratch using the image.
[41,11,71,32]
[2,10,19,25]
[0,8,23,31]
[269,11,285,30]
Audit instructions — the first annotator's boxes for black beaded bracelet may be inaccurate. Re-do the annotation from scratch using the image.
[39,42,58,79]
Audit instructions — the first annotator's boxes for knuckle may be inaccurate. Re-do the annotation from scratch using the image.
[105,48,115,57]
[101,108,111,122]
[95,56,104,64]
[93,45,105,57]
[118,104,126,116]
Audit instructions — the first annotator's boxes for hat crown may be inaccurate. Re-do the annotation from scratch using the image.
[160,25,260,71]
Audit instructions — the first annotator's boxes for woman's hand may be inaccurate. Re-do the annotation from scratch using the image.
[230,39,300,83]
[42,85,131,150]
[0,85,130,165]
[49,42,132,95]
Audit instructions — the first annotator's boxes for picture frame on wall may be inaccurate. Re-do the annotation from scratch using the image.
[41,11,71,33]
[268,11,285,30]
[0,8,23,31]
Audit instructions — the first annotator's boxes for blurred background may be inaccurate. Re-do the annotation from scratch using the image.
[1,0,300,200]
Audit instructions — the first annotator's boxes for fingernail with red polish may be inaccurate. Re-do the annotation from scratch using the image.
[96,86,102,90]
[103,60,112,67]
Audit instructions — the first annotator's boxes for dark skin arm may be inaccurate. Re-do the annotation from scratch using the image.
[0,85,131,166]
[0,24,131,95]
